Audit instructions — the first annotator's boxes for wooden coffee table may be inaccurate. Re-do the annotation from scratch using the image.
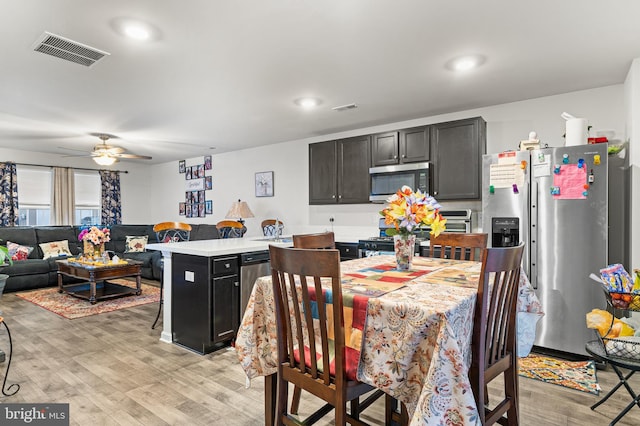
[56,259,143,304]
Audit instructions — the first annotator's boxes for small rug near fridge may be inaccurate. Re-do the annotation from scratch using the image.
[518,354,600,395]
[16,280,160,319]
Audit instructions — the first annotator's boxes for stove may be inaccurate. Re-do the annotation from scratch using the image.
[357,209,472,257]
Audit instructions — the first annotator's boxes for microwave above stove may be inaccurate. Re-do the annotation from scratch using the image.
[369,162,430,202]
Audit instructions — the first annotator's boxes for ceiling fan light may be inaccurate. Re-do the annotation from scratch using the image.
[93,155,117,166]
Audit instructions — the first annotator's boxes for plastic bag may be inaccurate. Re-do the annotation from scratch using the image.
[600,264,634,292]
[586,308,635,338]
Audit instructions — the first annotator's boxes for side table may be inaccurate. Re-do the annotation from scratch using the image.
[585,340,640,425]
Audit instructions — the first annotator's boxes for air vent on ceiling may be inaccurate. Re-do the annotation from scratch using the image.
[332,103,358,112]
[33,31,110,67]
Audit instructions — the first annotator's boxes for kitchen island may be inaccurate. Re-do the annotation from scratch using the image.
[146,238,292,351]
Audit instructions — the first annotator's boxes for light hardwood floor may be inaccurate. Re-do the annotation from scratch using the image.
[0,281,639,425]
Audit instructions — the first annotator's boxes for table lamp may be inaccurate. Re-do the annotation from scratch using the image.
[225,199,254,225]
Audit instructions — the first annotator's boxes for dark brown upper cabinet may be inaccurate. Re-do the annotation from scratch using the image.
[309,135,371,204]
[430,117,486,200]
[371,126,430,166]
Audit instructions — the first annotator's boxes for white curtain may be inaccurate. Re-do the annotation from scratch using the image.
[51,167,75,225]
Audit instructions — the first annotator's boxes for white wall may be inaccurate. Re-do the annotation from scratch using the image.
[625,59,640,269]
[149,84,626,239]
[0,148,153,224]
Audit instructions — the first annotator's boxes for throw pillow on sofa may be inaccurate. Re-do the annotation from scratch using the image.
[7,241,34,261]
[39,240,73,259]
[125,235,148,253]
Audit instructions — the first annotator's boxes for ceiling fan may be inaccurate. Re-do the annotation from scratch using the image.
[65,134,153,165]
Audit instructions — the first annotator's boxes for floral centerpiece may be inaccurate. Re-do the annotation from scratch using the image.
[78,226,110,257]
[379,185,446,270]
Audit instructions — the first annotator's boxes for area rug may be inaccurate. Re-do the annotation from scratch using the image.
[16,280,160,319]
[518,354,600,395]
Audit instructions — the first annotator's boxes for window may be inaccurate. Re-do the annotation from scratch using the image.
[17,167,102,226]
[17,166,51,226]
[74,171,101,225]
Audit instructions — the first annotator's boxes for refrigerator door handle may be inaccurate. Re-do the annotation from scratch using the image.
[530,179,538,289]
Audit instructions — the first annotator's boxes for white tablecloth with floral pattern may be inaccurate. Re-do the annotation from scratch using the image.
[235,255,543,426]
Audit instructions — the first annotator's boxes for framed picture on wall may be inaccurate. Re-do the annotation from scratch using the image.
[179,202,186,215]
[205,200,212,214]
[186,204,193,218]
[255,171,274,197]
[205,176,212,190]
[178,160,186,174]
[185,166,192,180]
[204,155,212,170]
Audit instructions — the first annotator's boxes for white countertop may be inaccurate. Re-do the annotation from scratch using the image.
[146,237,293,257]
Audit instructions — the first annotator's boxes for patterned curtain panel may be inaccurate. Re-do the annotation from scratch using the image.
[99,170,122,225]
[0,162,19,226]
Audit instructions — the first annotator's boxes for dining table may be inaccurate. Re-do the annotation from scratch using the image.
[235,254,543,426]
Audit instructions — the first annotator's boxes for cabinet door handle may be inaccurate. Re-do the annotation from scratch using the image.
[402,154,406,158]
[332,195,336,198]
[338,195,342,199]
[434,191,438,195]
[393,155,398,159]
[234,281,239,287]
[224,263,230,268]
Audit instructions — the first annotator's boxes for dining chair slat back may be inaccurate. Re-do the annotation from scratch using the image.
[470,243,524,426]
[427,232,488,261]
[292,231,336,249]
[269,245,376,425]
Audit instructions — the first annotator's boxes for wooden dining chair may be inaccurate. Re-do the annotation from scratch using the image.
[261,219,284,237]
[216,220,246,238]
[292,231,336,249]
[289,231,336,414]
[151,222,192,329]
[427,232,488,261]
[469,243,524,425]
[269,245,377,425]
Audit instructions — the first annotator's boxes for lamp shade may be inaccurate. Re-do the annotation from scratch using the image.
[225,200,254,221]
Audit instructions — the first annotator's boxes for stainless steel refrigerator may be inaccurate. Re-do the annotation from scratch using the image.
[482,143,608,356]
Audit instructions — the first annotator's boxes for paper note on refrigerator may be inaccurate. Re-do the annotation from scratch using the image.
[553,164,587,199]
[489,163,524,189]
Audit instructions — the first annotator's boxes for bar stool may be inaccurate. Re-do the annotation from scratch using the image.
[0,316,20,396]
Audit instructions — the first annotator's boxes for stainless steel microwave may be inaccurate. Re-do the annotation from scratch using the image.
[369,162,430,202]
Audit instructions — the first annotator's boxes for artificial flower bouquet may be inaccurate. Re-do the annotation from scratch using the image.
[379,185,447,237]
[78,226,111,245]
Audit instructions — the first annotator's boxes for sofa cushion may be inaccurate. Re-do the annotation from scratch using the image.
[0,227,39,258]
[39,240,73,259]
[0,258,51,277]
[35,226,82,256]
[109,225,155,253]
[125,235,148,253]
[7,241,34,261]
[190,224,219,240]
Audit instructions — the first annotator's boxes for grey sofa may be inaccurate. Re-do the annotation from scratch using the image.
[0,224,219,293]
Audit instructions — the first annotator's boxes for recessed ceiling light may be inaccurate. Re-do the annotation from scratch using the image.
[111,17,160,42]
[123,25,150,40]
[446,55,485,72]
[294,97,322,109]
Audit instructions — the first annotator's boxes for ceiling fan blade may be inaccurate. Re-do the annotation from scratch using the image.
[59,146,91,153]
[113,153,153,160]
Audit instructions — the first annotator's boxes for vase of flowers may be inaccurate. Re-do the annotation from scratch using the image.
[380,186,446,270]
[78,226,111,259]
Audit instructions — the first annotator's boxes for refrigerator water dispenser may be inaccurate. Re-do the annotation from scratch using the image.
[491,217,519,247]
